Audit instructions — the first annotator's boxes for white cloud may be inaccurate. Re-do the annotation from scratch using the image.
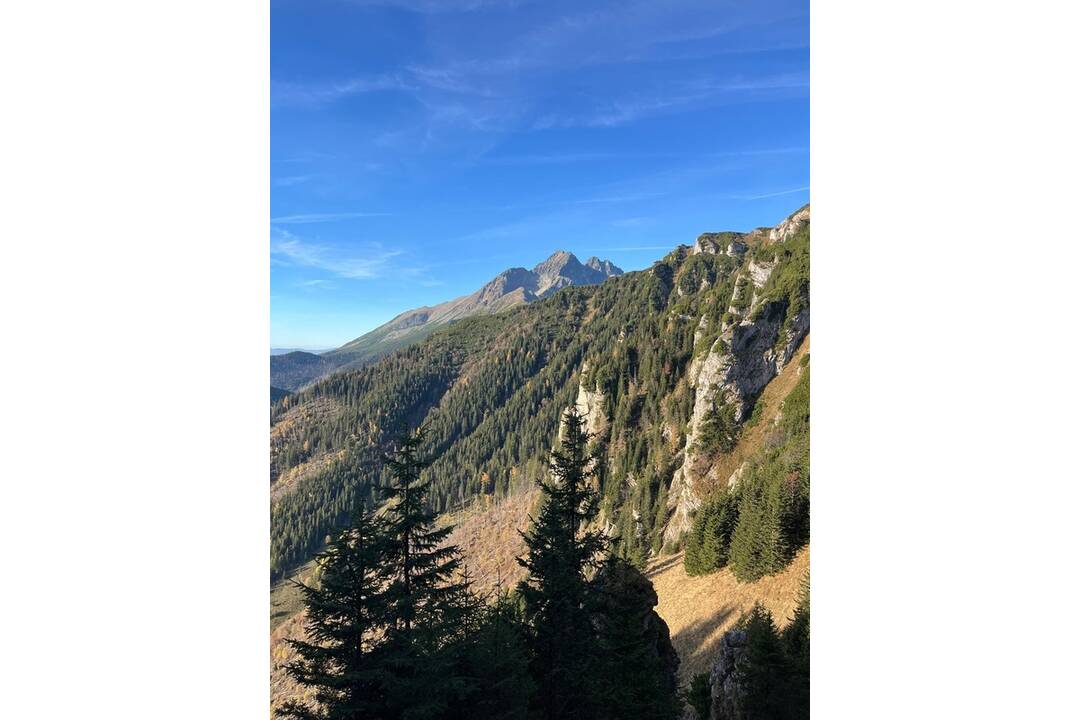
[270,212,388,224]
[271,230,402,279]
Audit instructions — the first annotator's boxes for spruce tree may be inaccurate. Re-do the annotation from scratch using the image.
[684,489,740,576]
[378,428,472,719]
[738,604,798,720]
[280,510,392,720]
[781,577,810,718]
[517,407,608,720]
[591,557,681,720]
[728,471,785,582]
[446,592,535,720]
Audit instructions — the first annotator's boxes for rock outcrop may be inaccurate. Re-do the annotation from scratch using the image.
[575,371,609,440]
[769,204,810,244]
[709,629,749,720]
[664,207,810,545]
[592,559,681,699]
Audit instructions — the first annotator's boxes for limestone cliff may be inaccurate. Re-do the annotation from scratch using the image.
[664,207,810,545]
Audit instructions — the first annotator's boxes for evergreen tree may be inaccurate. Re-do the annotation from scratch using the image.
[728,471,785,582]
[737,604,798,720]
[685,673,711,720]
[378,428,473,719]
[446,592,535,720]
[280,510,392,720]
[684,488,740,576]
[517,407,608,720]
[780,577,810,718]
[591,557,681,720]
[696,392,739,456]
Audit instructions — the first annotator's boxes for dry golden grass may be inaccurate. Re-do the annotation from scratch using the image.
[270,611,315,718]
[648,545,809,683]
[442,487,539,596]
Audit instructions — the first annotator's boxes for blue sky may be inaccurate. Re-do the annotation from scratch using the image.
[271,0,809,349]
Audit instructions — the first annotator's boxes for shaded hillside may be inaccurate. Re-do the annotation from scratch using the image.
[269,207,809,579]
[270,386,291,405]
[269,351,336,392]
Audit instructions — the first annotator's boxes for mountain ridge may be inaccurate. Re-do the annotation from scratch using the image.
[270,250,623,391]
[269,206,809,578]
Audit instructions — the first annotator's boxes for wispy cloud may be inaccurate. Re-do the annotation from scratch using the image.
[534,72,809,129]
[275,175,312,187]
[271,230,402,279]
[732,185,810,201]
[574,192,666,205]
[584,245,674,252]
[270,212,389,224]
[348,0,527,13]
[271,75,409,107]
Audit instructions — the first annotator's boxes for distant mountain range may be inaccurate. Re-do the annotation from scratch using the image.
[271,347,333,356]
[270,251,623,391]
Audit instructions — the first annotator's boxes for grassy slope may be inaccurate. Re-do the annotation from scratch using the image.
[649,546,809,683]
[656,334,810,682]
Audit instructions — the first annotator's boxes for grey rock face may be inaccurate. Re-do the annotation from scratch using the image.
[768,204,810,244]
[694,232,746,256]
[710,629,749,720]
[575,377,608,440]
[664,207,810,545]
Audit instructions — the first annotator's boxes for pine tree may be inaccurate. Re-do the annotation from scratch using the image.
[517,407,608,720]
[280,510,392,720]
[738,604,798,720]
[696,391,739,456]
[446,591,535,720]
[378,428,473,719]
[728,471,785,582]
[780,576,810,718]
[684,489,740,576]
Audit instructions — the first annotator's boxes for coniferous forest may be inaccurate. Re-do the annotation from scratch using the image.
[271,208,811,719]
[271,215,809,581]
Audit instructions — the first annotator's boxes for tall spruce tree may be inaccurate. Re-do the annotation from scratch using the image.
[378,428,473,719]
[738,604,799,720]
[280,510,392,720]
[684,488,740,576]
[517,407,608,720]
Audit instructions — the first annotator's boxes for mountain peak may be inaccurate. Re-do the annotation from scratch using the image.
[532,250,580,275]
[585,256,623,277]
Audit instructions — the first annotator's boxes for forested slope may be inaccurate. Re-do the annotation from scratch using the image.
[270,206,810,581]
